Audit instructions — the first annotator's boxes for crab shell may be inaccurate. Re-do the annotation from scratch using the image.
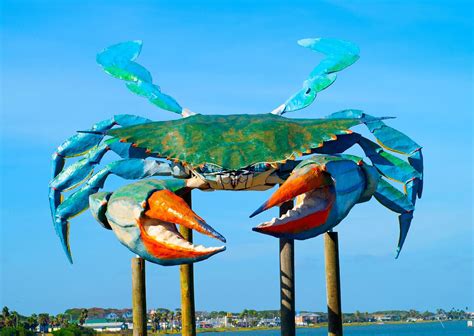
[107,113,360,170]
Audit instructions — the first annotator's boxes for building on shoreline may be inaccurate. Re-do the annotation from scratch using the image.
[83,319,130,332]
[295,313,322,326]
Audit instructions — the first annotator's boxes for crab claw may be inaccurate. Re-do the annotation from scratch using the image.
[104,180,225,266]
[251,163,335,238]
[145,190,226,243]
[137,189,225,263]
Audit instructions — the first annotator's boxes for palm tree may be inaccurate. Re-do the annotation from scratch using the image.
[175,309,182,330]
[168,311,175,330]
[27,314,38,331]
[56,313,69,328]
[354,310,361,322]
[38,313,50,333]
[79,309,88,325]
[1,306,10,326]
[11,311,19,327]
[239,309,249,327]
[52,315,60,330]
[150,310,161,332]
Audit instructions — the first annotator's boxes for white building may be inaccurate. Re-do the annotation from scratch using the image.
[83,321,130,332]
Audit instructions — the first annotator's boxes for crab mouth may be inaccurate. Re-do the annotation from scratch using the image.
[250,164,335,238]
[139,189,226,262]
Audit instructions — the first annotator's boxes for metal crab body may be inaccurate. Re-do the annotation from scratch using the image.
[49,38,423,266]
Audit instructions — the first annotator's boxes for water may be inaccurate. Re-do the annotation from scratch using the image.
[200,321,471,336]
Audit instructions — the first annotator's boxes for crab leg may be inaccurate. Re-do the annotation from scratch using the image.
[357,137,421,203]
[271,38,360,115]
[308,111,423,256]
[326,109,423,202]
[52,159,173,263]
[50,114,153,220]
[97,40,196,117]
[374,179,414,258]
[51,114,151,179]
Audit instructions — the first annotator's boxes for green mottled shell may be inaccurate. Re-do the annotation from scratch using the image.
[107,114,360,170]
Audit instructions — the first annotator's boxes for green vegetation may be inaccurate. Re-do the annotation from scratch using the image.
[0,305,470,334]
[0,307,95,335]
[148,308,183,332]
[0,326,34,336]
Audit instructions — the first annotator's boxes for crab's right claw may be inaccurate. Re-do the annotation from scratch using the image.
[251,163,335,237]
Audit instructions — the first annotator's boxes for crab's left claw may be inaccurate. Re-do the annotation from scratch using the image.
[251,163,335,237]
[145,190,226,243]
[104,180,226,266]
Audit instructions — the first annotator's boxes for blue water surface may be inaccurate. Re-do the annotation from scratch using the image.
[200,321,471,336]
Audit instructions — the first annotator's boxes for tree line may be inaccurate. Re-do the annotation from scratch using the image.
[0,306,90,334]
[1,305,470,332]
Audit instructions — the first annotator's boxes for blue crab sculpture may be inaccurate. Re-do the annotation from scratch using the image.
[49,38,423,265]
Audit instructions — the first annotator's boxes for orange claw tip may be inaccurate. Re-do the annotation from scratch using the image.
[146,190,225,242]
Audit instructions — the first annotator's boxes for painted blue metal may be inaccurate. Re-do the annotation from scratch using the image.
[48,37,424,266]
[374,178,415,258]
[279,38,360,114]
[97,41,183,114]
[294,156,369,240]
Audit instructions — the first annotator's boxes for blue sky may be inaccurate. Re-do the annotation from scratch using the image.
[1,0,472,315]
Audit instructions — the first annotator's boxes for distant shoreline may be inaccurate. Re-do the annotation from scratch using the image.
[139,319,466,335]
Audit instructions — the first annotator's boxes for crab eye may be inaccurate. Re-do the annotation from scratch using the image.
[305,88,311,95]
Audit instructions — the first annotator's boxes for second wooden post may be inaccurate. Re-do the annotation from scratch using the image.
[279,200,295,336]
[324,231,343,336]
[180,191,197,336]
[132,257,147,336]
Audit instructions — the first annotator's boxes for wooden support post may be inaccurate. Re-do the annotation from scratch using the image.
[324,231,343,336]
[279,200,295,336]
[131,257,147,336]
[179,191,196,336]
